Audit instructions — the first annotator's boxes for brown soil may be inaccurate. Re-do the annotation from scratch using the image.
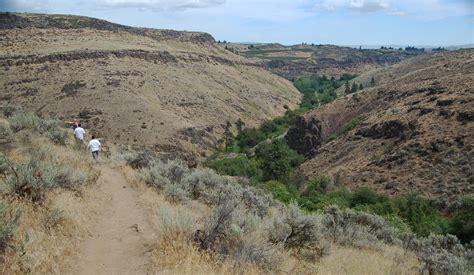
[71,163,157,274]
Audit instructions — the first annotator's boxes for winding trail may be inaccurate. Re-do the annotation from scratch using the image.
[72,163,157,274]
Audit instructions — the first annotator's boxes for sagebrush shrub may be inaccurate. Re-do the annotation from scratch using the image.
[6,158,58,201]
[163,184,188,203]
[195,200,282,270]
[6,157,87,201]
[0,201,21,254]
[0,124,13,142]
[46,128,68,145]
[9,112,40,132]
[267,203,329,260]
[125,151,155,169]
[0,152,9,174]
[321,205,392,249]
[0,105,23,118]
[412,234,470,275]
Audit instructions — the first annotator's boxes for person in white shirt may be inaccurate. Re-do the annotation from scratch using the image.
[73,123,86,142]
[88,135,101,161]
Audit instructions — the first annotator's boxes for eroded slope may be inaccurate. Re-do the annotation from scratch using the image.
[0,13,300,161]
[287,50,473,204]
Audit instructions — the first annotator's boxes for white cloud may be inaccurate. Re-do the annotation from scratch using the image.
[2,0,51,11]
[314,0,472,19]
[348,0,390,12]
[97,0,226,11]
[315,0,392,13]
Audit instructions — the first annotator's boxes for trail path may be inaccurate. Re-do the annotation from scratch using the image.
[72,163,157,275]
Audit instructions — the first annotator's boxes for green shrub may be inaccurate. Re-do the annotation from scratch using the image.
[450,195,474,244]
[260,121,277,135]
[236,128,265,149]
[350,187,384,207]
[207,155,258,177]
[263,180,295,204]
[340,118,360,134]
[0,201,21,254]
[395,194,448,237]
[255,139,304,181]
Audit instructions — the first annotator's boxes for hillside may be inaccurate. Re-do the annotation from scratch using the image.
[286,50,473,205]
[230,43,425,80]
[0,13,301,162]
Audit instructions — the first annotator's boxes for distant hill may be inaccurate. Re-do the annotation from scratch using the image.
[0,12,300,162]
[286,49,473,206]
[229,43,426,80]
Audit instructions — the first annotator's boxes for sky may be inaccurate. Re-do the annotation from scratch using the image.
[1,0,473,46]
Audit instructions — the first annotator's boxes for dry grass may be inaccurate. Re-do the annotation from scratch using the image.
[317,245,419,275]
[0,122,100,273]
[3,189,94,274]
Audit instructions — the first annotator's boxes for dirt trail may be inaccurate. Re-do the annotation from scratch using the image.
[72,163,157,275]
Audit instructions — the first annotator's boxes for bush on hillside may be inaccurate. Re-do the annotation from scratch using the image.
[255,139,304,181]
[5,156,88,202]
[0,152,9,174]
[0,124,13,143]
[9,112,40,132]
[0,105,23,118]
[195,199,282,270]
[450,195,474,244]
[268,203,329,260]
[207,154,258,177]
[0,201,21,254]
[124,151,156,169]
[402,233,471,274]
[7,111,69,145]
[237,128,265,149]
[322,205,396,249]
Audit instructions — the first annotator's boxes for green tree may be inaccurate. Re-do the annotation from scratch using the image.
[237,128,265,149]
[235,118,245,134]
[450,195,474,243]
[370,77,376,86]
[224,120,233,152]
[350,82,358,93]
[344,81,350,94]
[255,139,304,181]
[359,83,363,90]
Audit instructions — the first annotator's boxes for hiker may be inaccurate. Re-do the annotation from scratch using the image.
[66,119,79,132]
[73,123,86,142]
[88,135,101,161]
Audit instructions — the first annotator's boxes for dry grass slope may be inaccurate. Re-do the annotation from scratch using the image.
[0,13,301,162]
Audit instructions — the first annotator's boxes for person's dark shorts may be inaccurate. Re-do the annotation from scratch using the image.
[92,150,99,161]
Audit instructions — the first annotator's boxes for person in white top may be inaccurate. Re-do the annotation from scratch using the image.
[88,135,101,161]
[73,123,86,142]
